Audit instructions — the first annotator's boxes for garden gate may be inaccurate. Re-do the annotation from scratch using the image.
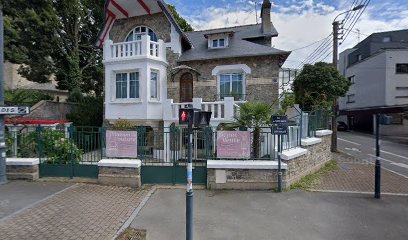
[38,126,101,178]
[139,126,208,185]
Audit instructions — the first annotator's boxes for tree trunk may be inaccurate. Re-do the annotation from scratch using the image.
[252,127,260,159]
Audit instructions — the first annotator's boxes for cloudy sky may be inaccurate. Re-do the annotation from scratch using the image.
[165,0,408,68]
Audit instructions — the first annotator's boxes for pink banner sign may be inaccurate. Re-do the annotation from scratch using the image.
[106,130,138,158]
[217,131,251,159]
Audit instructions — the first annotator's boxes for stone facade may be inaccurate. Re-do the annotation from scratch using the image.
[283,135,332,186]
[6,165,39,181]
[171,56,280,103]
[109,13,171,43]
[207,168,278,190]
[98,166,141,188]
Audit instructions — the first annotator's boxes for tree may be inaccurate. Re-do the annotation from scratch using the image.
[279,93,295,114]
[167,4,194,32]
[2,0,105,96]
[293,62,351,111]
[229,102,273,158]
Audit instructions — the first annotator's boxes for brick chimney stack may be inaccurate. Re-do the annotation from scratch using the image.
[261,0,272,34]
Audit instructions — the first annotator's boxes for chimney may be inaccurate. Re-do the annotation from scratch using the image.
[261,0,272,34]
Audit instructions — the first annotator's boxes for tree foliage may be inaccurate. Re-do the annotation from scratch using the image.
[167,4,194,32]
[293,62,351,111]
[228,102,273,158]
[2,0,105,96]
[5,89,53,106]
[2,1,191,97]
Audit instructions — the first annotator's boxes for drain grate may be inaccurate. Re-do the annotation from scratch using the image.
[116,228,147,240]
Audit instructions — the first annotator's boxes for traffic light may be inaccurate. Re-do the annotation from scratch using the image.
[179,108,194,125]
[194,111,212,127]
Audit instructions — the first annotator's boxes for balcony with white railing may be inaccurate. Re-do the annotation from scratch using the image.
[163,97,245,126]
[103,35,166,63]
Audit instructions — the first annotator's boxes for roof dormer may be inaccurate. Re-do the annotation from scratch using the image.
[204,31,234,49]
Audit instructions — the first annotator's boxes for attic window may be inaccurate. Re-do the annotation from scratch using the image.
[212,39,225,48]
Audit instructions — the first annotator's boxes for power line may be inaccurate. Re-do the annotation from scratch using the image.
[341,0,371,45]
[289,36,330,52]
[296,33,332,68]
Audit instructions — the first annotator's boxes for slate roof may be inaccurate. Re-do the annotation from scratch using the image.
[178,23,290,62]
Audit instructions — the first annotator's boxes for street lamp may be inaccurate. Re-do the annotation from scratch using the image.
[331,4,365,153]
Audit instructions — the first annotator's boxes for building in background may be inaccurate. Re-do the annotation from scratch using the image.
[4,62,69,102]
[338,29,408,133]
[98,0,290,128]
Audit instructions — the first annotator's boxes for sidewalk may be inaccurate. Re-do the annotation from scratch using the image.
[0,182,150,240]
[131,189,408,240]
[310,152,408,194]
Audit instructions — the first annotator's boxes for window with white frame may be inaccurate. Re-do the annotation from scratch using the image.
[125,26,158,42]
[219,73,244,100]
[212,38,226,48]
[115,72,140,99]
[150,70,159,99]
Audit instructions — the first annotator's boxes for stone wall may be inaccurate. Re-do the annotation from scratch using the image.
[28,100,78,120]
[283,135,332,186]
[207,168,279,190]
[109,13,171,43]
[6,159,39,181]
[97,160,141,188]
[172,56,280,103]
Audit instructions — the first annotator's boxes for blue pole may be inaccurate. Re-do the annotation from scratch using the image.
[0,10,7,185]
[186,119,194,240]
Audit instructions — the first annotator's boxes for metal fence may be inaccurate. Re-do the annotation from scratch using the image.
[5,109,330,163]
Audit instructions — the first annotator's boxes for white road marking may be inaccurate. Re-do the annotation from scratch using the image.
[366,154,408,178]
[344,147,361,152]
[391,162,408,169]
[370,149,408,160]
[367,154,393,163]
[338,138,362,146]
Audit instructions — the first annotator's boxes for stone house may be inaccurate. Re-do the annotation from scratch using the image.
[99,0,290,128]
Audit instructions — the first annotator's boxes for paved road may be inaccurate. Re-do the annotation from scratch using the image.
[338,131,408,178]
[0,181,73,220]
[132,189,408,240]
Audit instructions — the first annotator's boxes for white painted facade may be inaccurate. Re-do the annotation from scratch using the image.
[103,29,242,127]
[338,49,408,111]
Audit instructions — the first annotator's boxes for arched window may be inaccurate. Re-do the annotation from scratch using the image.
[125,26,158,42]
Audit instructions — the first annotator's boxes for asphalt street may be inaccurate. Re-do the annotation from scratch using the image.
[132,189,408,240]
[338,131,408,178]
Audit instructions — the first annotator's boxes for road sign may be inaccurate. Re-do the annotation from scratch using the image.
[272,115,288,124]
[272,125,288,135]
[0,106,30,115]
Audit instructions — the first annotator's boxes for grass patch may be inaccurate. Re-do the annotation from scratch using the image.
[290,160,338,190]
[116,228,146,240]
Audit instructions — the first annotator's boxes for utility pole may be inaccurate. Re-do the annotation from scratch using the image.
[0,10,7,185]
[331,21,339,152]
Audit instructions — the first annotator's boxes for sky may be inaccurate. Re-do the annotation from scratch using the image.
[165,0,408,69]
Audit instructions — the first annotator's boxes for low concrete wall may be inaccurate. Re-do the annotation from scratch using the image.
[98,159,141,188]
[6,158,39,181]
[207,161,287,190]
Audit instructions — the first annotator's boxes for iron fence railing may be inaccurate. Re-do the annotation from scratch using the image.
[5,109,330,162]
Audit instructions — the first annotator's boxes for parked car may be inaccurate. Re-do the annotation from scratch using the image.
[337,121,348,131]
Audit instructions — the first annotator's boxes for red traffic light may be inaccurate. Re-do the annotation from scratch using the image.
[179,108,193,125]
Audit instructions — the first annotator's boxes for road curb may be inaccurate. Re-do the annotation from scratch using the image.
[310,189,408,196]
[113,186,157,240]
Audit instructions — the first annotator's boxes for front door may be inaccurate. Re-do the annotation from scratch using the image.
[180,73,193,102]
